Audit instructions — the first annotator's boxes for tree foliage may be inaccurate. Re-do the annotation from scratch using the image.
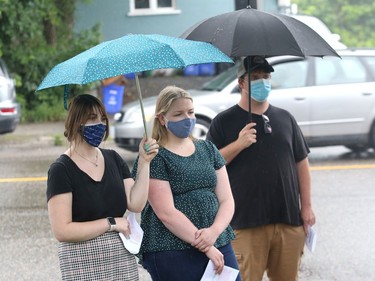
[293,0,375,48]
[0,0,101,122]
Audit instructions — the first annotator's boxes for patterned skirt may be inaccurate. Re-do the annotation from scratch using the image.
[58,231,139,281]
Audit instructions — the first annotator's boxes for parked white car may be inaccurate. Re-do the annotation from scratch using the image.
[114,48,375,152]
[0,59,20,134]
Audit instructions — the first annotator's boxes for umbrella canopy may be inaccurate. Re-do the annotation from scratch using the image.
[37,33,233,91]
[36,34,233,137]
[180,6,340,58]
[180,5,340,122]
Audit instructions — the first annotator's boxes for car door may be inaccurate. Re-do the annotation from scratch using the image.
[268,58,312,137]
[309,55,375,137]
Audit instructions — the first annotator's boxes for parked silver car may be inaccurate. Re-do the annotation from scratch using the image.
[0,59,20,134]
[114,48,375,152]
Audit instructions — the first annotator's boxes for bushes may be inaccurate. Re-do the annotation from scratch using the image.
[0,0,101,122]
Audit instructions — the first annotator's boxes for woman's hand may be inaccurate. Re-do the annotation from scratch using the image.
[205,246,224,274]
[139,136,159,162]
[192,227,219,252]
[114,217,131,239]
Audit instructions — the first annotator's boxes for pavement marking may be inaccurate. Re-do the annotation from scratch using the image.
[310,164,375,171]
[0,177,47,183]
[1,164,375,183]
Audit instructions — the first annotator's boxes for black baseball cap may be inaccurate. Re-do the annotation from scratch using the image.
[237,56,274,78]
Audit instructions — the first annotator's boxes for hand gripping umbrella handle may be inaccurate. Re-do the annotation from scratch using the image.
[135,74,148,140]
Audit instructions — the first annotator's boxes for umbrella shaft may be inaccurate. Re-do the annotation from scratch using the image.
[247,60,252,123]
[135,74,148,140]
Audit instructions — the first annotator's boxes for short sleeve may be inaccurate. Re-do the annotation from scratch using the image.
[46,161,72,202]
[206,116,225,149]
[131,153,170,181]
[149,153,170,181]
[112,150,131,179]
[290,116,310,162]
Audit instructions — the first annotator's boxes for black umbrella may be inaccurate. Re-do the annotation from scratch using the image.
[181,4,340,121]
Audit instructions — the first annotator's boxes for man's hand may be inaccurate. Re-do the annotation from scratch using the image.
[236,122,257,149]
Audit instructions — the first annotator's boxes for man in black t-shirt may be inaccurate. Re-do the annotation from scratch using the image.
[207,56,316,281]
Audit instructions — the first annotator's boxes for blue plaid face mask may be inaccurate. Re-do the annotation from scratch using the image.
[165,117,196,138]
[251,79,271,102]
[82,123,107,147]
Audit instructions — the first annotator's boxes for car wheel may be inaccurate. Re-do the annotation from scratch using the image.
[192,118,211,140]
[370,122,375,149]
[345,145,368,153]
[346,122,375,152]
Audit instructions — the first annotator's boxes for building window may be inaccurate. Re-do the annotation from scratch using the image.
[129,0,181,16]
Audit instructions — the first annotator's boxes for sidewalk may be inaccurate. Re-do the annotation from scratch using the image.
[0,120,137,161]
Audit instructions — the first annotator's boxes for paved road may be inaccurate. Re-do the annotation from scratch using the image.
[1,122,375,280]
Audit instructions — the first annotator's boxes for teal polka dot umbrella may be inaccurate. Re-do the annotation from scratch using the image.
[36,34,233,137]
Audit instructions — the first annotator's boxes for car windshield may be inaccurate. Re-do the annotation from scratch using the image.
[200,64,238,91]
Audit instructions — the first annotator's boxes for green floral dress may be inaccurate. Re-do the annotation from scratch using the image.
[132,139,235,261]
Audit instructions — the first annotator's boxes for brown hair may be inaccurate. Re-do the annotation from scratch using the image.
[64,94,109,144]
[152,86,193,147]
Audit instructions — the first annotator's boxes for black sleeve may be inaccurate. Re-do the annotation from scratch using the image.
[206,116,225,149]
[291,115,310,162]
[112,149,132,179]
[46,161,72,202]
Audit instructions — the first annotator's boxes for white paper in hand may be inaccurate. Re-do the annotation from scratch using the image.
[119,212,144,254]
[200,260,239,281]
[305,225,317,252]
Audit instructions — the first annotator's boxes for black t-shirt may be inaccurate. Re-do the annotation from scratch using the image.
[207,104,309,229]
[46,148,131,222]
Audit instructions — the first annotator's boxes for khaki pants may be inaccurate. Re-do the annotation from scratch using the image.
[232,224,305,281]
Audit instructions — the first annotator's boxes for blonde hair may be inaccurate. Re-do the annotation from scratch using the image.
[64,94,109,144]
[152,86,193,147]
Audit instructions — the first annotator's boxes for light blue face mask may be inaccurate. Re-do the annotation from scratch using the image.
[165,117,196,138]
[251,79,272,102]
[82,123,107,147]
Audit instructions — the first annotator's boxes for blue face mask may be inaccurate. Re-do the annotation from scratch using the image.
[82,123,107,147]
[251,79,271,102]
[165,117,196,138]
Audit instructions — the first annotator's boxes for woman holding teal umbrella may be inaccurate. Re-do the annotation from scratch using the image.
[46,94,159,280]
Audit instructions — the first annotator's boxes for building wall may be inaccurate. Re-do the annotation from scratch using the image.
[261,0,279,12]
[236,0,279,11]
[74,0,235,41]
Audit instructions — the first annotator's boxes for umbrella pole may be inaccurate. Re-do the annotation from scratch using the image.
[135,73,148,140]
[247,57,252,123]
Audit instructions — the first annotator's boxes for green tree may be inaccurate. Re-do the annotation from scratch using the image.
[0,0,101,122]
[292,0,375,47]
